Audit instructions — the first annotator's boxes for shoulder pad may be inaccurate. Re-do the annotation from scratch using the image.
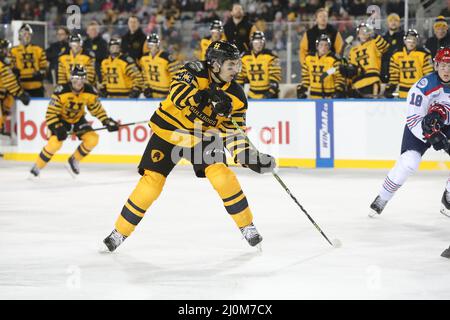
[415,73,439,94]
[54,84,71,94]
[160,51,175,62]
[186,61,205,73]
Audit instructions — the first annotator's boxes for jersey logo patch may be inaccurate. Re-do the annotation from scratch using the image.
[151,150,165,162]
[417,78,428,89]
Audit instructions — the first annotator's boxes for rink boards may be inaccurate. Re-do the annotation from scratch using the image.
[3,98,450,169]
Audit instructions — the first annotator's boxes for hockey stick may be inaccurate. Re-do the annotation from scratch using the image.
[230,118,341,248]
[70,120,150,136]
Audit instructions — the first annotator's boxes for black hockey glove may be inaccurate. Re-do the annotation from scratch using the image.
[32,70,45,82]
[99,87,108,98]
[384,85,396,99]
[422,104,449,151]
[49,122,68,141]
[427,131,449,151]
[235,149,276,174]
[263,82,279,99]
[296,85,307,99]
[143,87,153,98]
[17,91,30,105]
[210,89,232,117]
[102,118,119,132]
[333,90,345,99]
[129,89,141,98]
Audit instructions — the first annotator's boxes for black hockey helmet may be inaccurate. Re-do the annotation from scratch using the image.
[0,39,11,50]
[206,40,240,67]
[19,23,33,35]
[146,33,160,45]
[356,22,373,34]
[109,37,122,47]
[403,29,419,41]
[70,64,87,79]
[69,33,83,45]
[251,31,266,42]
[210,20,224,32]
[315,34,331,48]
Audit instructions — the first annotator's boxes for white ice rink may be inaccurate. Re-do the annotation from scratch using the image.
[1,159,450,300]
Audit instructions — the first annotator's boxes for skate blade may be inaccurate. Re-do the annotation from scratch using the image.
[440,206,450,218]
[368,210,379,218]
[65,164,78,179]
[27,173,39,181]
[98,242,114,254]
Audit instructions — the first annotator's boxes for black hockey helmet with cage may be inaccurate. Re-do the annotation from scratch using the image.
[356,22,373,34]
[251,31,266,42]
[108,37,121,47]
[146,33,160,45]
[315,34,331,48]
[69,33,83,44]
[19,24,33,35]
[210,20,224,32]
[403,29,419,41]
[206,40,240,67]
[70,64,87,79]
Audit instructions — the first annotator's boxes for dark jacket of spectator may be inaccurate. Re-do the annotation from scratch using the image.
[425,32,450,58]
[381,29,404,83]
[224,16,255,53]
[121,28,147,61]
[45,40,70,84]
[83,35,109,82]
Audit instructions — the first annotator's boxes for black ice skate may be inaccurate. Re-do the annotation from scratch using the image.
[240,223,263,247]
[440,190,450,218]
[369,196,388,217]
[29,165,40,179]
[103,229,127,252]
[441,246,450,259]
[67,156,80,176]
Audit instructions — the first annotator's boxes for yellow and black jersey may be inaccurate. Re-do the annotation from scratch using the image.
[0,58,24,98]
[301,52,344,99]
[139,50,181,98]
[149,60,250,158]
[101,54,144,97]
[389,47,433,98]
[198,34,227,60]
[237,49,282,99]
[58,50,96,85]
[10,44,47,90]
[348,34,389,89]
[46,83,107,126]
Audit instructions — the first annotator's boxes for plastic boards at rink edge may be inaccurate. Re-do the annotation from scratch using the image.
[7,98,450,169]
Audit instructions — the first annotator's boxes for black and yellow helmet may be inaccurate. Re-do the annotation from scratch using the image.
[69,33,83,45]
[403,29,419,41]
[206,40,240,67]
[146,33,160,45]
[70,64,87,79]
[315,34,331,48]
[108,37,122,47]
[210,20,224,32]
[251,31,265,42]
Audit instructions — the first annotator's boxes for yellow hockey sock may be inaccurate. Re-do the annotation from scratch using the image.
[115,170,166,237]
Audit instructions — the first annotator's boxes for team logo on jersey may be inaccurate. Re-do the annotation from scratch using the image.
[151,150,165,162]
[417,78,428,89]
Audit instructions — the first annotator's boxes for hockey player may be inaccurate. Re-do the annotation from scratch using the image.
[0,39,30,134]
[102,41,276,252]
[100,37,143,98]
[386,29,433,98]
[58,33,96,86]
[10,24,48,97]
[370,47,450,218]
[237,31,281,99]
[297,34,345,99]
[29,65,119,177]
[348,23,389,97]
[199,20,227,60]
[139,33,181,99]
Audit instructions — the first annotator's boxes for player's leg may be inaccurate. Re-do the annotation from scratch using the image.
[30,135,64,177]
[370,126,427,216]
[439,127,450,217]
[103,134,176,252]
[204,162,262,247]
[67,119,98,175]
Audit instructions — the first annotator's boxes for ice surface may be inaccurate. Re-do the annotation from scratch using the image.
[1,159,449,299]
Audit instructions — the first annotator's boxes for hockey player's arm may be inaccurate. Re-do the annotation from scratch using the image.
[374,34,390,54]
[297,61,309,98]
[421,102,450,151]
[87,93,108,123]
[46,92,64,127]
[267,55,282,97]
[406,85,430,142]
[168,69,204,110]
[57,57,67,85]
[235,61,248,85]
[125,59,143,93]
[86,58,96,85]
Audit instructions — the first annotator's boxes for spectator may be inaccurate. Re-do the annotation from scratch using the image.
[121,15,147,61]
[223,3,257,53]
[83,21,109,83]
[299,8,344,65]
[46,26,70,85]
[425,16,450,58]
[381,13,404,83]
